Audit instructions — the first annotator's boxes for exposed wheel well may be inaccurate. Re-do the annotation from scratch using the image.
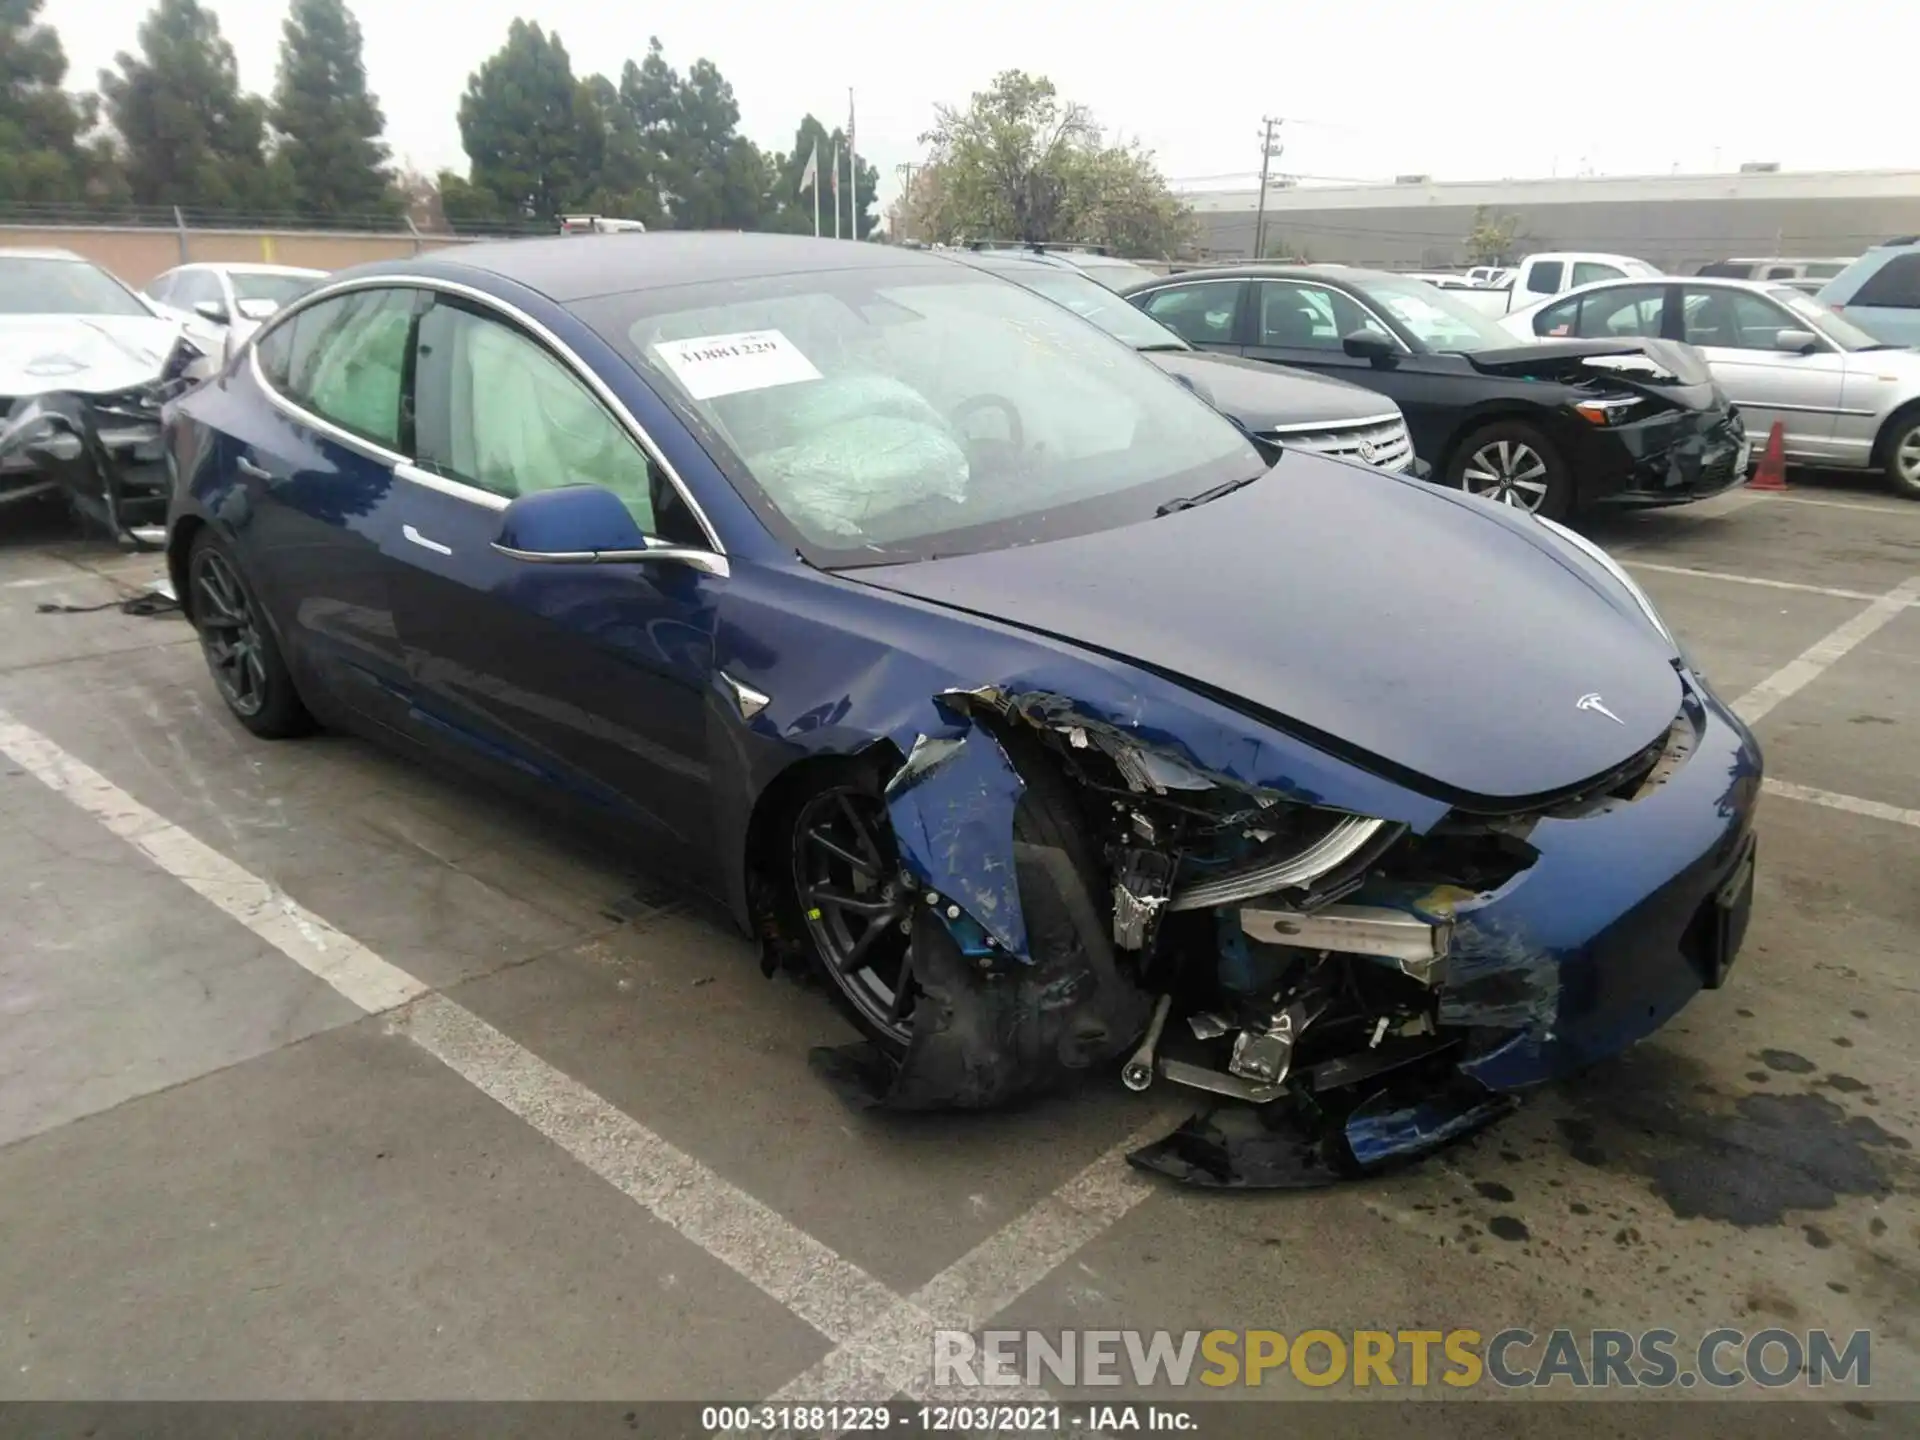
[740,743,902,934]
[1871,399,1920,471]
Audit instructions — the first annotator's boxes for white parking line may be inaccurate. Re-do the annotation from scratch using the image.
[1770,494,1920,518]
[1732,575,1920,726]
[1624,561,1891,603]
[771,1126,1168,1404]
[1764,778,1920,831]
[0,706,898,1350]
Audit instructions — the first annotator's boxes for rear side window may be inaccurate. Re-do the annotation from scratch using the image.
[1852,253,1920,309]
[1696,262,1749,278]
[254,315,295,387]
[1571,262,1625,287]
[1581,285,1666,338]
[1137,282,1245,345]
[1533,295,1580,337]
[411,298,703,544]
[281,288,416,448]
[1525,261,1564,294]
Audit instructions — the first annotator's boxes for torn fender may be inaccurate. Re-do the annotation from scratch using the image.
[883,724,1029,957]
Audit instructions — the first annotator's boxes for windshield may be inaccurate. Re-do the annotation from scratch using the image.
[1353,274,1517,353]
[579,266,1261,566]
[989,265,1188,351]
[1769,287,1887,351]
[0,257,151,317]
[231,272,321,306]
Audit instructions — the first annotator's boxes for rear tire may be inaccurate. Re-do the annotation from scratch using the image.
[1878,408,1920,500]
[187,528,313,739]
[1447,420,1573,520]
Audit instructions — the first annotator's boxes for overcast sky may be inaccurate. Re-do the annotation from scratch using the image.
[44,0,1920,207]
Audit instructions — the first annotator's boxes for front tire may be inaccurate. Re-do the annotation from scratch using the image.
[1879,408,1920,499]
[187,528,313,739]
[1448,421,1572,520]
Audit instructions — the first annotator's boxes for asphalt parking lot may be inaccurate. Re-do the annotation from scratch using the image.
[1,472,1916,1433]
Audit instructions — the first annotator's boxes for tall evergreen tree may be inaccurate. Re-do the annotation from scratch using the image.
[455,20,589,221]
[100,0,278,210]
[269,0,393,216]
[0,0,111,202]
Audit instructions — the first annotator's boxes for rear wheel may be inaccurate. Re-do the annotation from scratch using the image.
[1879,408,1920,499]
[188,528,313,738]
[1448,421,1572,520]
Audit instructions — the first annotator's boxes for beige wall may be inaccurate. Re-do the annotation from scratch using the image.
[0,225,488,287]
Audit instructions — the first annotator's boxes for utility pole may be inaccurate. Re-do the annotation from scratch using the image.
[895,162,919,241]
[1253,117,1283,260]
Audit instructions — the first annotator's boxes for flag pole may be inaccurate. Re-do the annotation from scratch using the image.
[814,147,821,237]
[832,142,841,240]
[847,88,857,241]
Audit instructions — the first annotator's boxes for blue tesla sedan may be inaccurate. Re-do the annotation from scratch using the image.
[162,233,1761,1186]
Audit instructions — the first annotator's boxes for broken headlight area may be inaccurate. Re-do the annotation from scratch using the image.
[0,336,209,549]
[794,682,1581,1187]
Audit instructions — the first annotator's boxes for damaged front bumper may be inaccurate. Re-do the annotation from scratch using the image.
[811,661,1761,1189]
[1593,408,1753,509]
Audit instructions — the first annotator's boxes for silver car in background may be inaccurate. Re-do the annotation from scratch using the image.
[143,262,326,365]
[1503,275,1920,499]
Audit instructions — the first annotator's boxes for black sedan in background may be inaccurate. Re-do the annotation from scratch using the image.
[955,252,1424,478]
[1122,265,1750,519]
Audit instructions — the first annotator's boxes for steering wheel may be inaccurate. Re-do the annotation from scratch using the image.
[949,395,1026,453]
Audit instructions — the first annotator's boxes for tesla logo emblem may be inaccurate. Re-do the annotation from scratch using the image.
[1357,440,1378,463]
[1577,692,1625,725]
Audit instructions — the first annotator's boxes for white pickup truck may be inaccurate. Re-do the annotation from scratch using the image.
[1451,252,1660,316]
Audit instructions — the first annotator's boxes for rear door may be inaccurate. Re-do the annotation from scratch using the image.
[230,285,423,728]
[387,290,722,869]
[1131,280,1248,354]
[1677,285,1844,459]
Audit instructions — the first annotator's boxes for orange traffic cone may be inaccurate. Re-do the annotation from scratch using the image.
[1747,420,1788,491]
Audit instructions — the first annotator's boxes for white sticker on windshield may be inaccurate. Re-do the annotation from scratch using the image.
[651,329,822,400]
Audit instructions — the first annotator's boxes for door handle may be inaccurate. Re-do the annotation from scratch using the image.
[235,455,273,481]
[402,523,453,556]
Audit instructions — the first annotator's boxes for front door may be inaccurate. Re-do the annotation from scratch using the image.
[1677,285,1845,462]
[387,291,722,875]
[229,284,422,729]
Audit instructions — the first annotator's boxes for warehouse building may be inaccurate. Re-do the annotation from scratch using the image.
[1180,167,1920,272]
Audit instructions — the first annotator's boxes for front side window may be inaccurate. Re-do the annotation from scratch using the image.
[579,267,1259,565]
[1138,281,1245,345]
[1852,253,1920,309]
[174,270,225,311]
[1679,287,1799,350]
[412,299,699,542]
[1255,281,1388,350]
[232,272,321,308]
[146,270,179,304]
[1571,262,1626,288]
[0,257,151,317]
[282,288,415,446]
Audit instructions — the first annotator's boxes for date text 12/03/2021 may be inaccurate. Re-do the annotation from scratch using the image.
[700,1405,1199,1432]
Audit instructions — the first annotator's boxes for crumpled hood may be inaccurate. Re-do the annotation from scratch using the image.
[1146,351,1400,430]
[1467,336,1716,394]
[853,457,1683,806]
[0,314,181,398]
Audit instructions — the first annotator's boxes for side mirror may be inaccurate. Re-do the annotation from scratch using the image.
[1342,330,1397,366]
[491,484,727,576]
[1773,328,1820,354]
[193,299,231,326]
[235,298,279,322]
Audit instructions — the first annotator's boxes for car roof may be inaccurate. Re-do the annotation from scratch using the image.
[0,246,88,262]
[349,232,953,304]
[1126,264,1400,289]
[1505,273,1791,318]
[170,261,327,277]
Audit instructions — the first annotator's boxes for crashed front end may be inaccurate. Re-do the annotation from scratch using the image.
[0,335,208,548]
[815,664,1760,1189]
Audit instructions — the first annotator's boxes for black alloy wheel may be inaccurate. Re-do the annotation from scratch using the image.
[792,784,919,1050]
[193,547,268,717]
